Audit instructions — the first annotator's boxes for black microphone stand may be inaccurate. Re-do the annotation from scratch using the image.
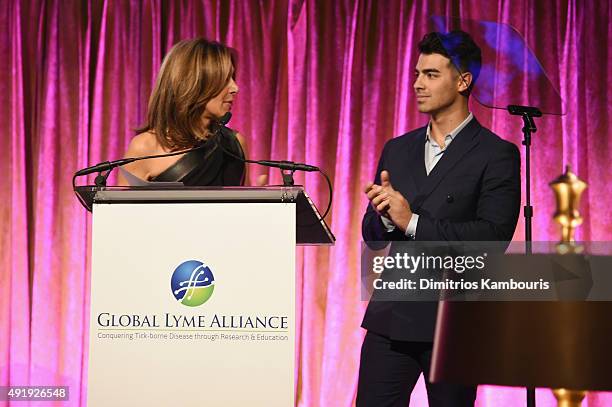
[508,104,542,407]
[508,104,542,252]
[281,168,296,186]
[94,169,112,187]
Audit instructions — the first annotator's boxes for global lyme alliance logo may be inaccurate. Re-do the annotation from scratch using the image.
[170,260,215,307]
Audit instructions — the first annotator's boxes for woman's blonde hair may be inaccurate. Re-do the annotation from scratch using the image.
[138,38,237,150]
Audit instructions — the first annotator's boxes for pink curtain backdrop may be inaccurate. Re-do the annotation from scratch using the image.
[1,0,611,406]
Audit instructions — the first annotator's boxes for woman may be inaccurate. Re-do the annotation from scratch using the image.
[118,38,258,186]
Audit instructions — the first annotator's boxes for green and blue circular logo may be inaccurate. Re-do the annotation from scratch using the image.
[171,260,215,307]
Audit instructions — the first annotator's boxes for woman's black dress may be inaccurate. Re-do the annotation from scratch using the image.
[151,128,245,186]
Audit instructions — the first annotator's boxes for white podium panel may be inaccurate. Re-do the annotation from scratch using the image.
[88,202,295,406]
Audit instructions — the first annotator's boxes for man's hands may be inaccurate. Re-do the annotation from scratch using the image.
[364,170,413,232]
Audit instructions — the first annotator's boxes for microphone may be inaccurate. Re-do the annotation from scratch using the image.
[73,112,333,219]
[211,112,330,218]
[213,112,319,172]
[75,113,237,179]
[74,143,206,177]
[256,160,319,172]
[507,105,542,117]
[74,158,137,176]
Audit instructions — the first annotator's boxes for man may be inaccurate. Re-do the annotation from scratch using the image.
[357,31,521,406]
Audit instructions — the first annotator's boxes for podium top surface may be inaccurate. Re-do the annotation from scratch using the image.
[75,185,335,245]
[92,186,304,201]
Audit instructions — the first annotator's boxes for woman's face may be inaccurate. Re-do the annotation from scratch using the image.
[203,77,239,121]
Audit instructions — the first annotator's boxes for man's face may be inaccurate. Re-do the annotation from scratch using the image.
[413,53,463,114]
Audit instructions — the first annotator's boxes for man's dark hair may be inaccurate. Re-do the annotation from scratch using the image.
[418,30,482,94]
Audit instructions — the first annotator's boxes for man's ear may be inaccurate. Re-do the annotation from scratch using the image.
[458,72,473,94]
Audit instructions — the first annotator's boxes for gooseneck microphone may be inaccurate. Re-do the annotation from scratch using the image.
[74,144,206,177]
[213,112,319,173]
[212,112,332,219]
[74,157,137,177]
[73,131,212,189]
[73,112,333,218]
[74,113,320,180]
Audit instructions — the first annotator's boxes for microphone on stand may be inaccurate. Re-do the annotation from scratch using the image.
[212,112,319,176]
[73,143,207,186]
[73,112,334,219]
[211,112,332,219]
[74,157,137,177]
[75,143,210,177]
[75,114,240,181]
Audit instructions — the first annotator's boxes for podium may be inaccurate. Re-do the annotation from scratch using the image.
[75,186,334,406]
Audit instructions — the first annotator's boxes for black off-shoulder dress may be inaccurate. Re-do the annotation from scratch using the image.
[151,128,245,186]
